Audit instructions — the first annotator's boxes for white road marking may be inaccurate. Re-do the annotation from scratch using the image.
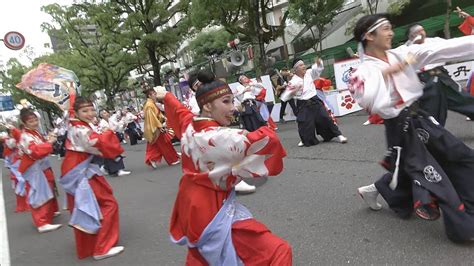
[0,168,11,266]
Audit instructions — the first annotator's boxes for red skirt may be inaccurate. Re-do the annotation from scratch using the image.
[12,177,30,212]
[185,219,292,265]
[66,175,119,259]
[29,168,59,227]
[145,132,179,166]
[267,117,278,130]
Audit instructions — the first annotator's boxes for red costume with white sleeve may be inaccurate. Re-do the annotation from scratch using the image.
[164,93,292,265]
[18,128,59,226]
[3,127,30,212]
[61,119,123,259]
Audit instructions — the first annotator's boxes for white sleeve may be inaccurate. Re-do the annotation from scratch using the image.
[108,117,119,132]
[349,64,390,116]
[235,85,246,96]
[310,62,324,80]
[409,35,474,70]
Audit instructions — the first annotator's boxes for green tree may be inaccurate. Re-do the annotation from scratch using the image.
[112,0,192,86]
[189,0,289,77]
[288,0,345,54]
[41,2,137,109]
[186,29,232,65]
[345,0,410,36]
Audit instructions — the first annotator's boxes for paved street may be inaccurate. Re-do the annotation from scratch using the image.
[2,111,474,265]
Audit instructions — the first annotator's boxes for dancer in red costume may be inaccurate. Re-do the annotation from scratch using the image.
[159,76,292,265]
[2,126,30,212]
[455,6,474,115]
[17,109,61,233]
[60,97,124,260]
[456,6,474,36]
[142,86,180,169]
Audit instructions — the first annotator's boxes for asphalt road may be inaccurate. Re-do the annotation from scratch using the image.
[2,110,474,265]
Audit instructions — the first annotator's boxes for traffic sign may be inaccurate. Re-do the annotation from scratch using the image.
[2,31,25,50]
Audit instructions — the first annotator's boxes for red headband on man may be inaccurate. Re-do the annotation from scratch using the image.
[196,85,233,107]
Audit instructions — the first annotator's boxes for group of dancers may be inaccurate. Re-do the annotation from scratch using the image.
[1,9,474,264]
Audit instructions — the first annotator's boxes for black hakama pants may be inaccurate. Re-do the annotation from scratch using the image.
[296,96,341,147]
[374,105,474,241]
[91,155,125,176]
[125,122,142,146]
[240,100,266,132]
[279,98,298,120]
[419,68,474,126]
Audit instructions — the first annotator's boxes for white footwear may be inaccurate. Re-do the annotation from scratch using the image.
[100,166,109,176]
[467,117,472,121]
[235,180,256,194]
[93,246,124,260]
[53,211,61,217]
[363,120,371,126]
[357,184,382,210]
[177,152,182,156]
[38,223,62,233]
[150,161,158,169]
[122,140,127,144]
[117,170,131,176]
[298,141,304,147]
[171,160,180,166]
[337,135,348,144]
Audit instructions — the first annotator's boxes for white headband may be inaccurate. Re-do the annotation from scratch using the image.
[362,18,389,40]
[293,60,304,69]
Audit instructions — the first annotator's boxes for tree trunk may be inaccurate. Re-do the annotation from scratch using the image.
[444,0,452,39]
[146,46,162,86]
[248,0,265,78]
[280,17,289,62]
[309,28,319,53]
[318,28,324,55]
[105,91,115,110]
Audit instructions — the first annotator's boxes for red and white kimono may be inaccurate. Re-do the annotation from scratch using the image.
[3,128,30,212]
[164,93,292,265]
[61,119,123,259]
[18,128,59,227]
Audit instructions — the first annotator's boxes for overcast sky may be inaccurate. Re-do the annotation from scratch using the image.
[0,0,73,67]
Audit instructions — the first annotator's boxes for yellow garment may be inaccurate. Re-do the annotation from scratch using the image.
[143,98,165,143]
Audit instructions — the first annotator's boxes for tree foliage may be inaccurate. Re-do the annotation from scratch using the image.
[344,0,411,36]
[186,29,232,65]
[189,0,289,77]
[112,0,192,86]
[288,0,345,54]
[41,2,137,109]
